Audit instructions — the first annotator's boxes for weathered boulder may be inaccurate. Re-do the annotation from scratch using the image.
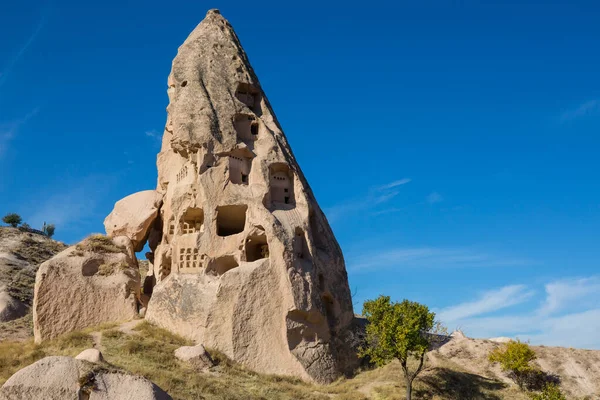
[104,190,163,252]
[0,356,171,400]
[174,344,214,370]
[140,9,357,383]
[33,235,140,343]
[75,348,105,363]
[0,287,27,322]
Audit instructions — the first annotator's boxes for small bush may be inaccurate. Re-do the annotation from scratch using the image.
[3,213,22,227]
[528,383,566,400]
[488,340,536,389]
[43,223,55,238]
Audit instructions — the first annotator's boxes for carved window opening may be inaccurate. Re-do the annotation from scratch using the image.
[269,163,295,206]
[235,82,259,109]
[293,227,311,260]
[206,255,238,276]
[234,114,259,142]
[176,165,189,183]
[246,233,268,262]
[180,208,204,234]
[216,205,247,236]
[228,149,252,185]
[178,247,201,272]
[199,153,216,175]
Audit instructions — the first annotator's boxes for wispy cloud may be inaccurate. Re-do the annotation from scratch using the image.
[348,246,533,272]
[325,178,411,222]
[0,16,45,88]
[426,191,443,204]
[439,276,600,349]
[0,108,40,156]
[437,285,534,323]
[560,99,600,122]
[376,178,412,191]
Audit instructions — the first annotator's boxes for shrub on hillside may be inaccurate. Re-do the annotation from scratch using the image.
[488,339,537,389]
[528,383,566,400]
[2,213,22,228]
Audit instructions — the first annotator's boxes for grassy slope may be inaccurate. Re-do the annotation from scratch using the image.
[0,321,527,400]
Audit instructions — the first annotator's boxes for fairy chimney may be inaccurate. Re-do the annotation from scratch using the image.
[108,9,357,383]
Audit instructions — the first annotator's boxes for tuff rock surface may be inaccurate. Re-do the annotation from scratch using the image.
[0,356,171,400]
[104,190,163,252]
[105,9,356,383]
[174,344,214,370]
[33,236,140,343]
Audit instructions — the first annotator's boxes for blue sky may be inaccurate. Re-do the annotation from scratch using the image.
[1,0,599,348]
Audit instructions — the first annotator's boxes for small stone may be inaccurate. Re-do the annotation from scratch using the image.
[139,307,147,318]
[174,344,214,370]
[75,348,104,363]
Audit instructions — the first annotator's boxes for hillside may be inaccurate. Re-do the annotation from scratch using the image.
[0,227,67,339]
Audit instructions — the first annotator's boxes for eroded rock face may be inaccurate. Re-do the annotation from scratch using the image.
[107,9,356,383]
[33,236,140,343]
[104,190,164,252]
[0,356,171,400]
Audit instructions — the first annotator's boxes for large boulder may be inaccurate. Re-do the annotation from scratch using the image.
[144,9,357,383]
[33,235,140,343]
[0,356,171,400]
[104,190,163,252]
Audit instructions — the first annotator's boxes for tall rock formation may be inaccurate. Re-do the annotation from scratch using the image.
[109,9,356,382]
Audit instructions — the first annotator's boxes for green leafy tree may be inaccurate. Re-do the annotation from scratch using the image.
[359,296,438,400]
[43,223,56,238]
[2,213,22,227]
[528,383,566,400]
[488,339,537,389]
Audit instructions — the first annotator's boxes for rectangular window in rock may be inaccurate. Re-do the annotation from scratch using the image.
[235,82,259,109]
[234,114,259,142]
[228,149,253,185]
[246,233,269,262]
[178,247,201,271]
[216,205,247,236]
[180,208,204,234]
[269,163,295,206]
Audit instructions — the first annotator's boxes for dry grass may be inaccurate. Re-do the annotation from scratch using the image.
[0,331,94,384]
[97,261,129,276]
[76,234,124,254]
[0,313,33,341]
[0,321,531,400]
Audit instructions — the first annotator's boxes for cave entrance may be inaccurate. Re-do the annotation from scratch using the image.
[228,148,253,185]
[246,234,269,262]
[216,205,247,236]
[206,255,239,276]
[235,82,259,109]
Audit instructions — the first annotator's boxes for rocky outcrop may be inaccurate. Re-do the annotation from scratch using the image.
[33,235,140,343]
[0,227,66,323]
[104,190,163,252]
[75,348,105,363]
[111,9,358,383]
[0,356,171,400]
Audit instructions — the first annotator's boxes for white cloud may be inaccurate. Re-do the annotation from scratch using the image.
[348,246,533,272]
[437,285,534,323]
[426,191,443,204]
[376,178,411,190]
[538,276,600,315]
[439,276,600,349]
[560,99,600,122]
[325,178,411,222]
